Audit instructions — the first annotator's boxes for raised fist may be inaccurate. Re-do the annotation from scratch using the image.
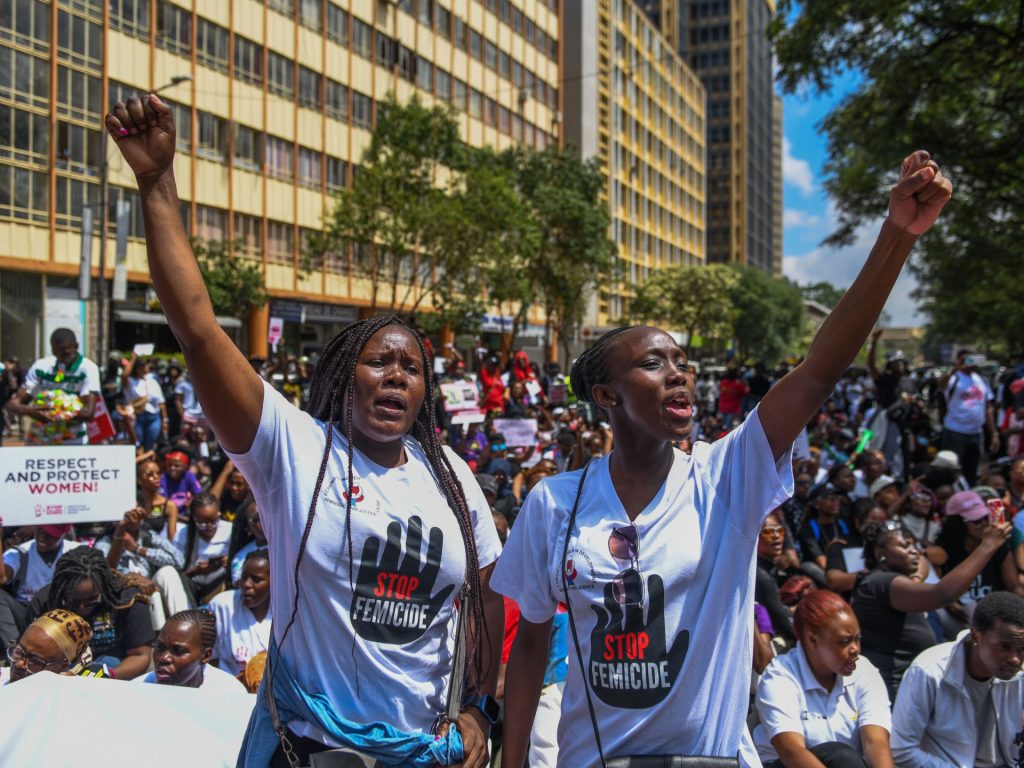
[104,93,177,180]
[888,150,953,236]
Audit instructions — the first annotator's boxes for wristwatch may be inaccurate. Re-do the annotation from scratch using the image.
[462,694,500,725]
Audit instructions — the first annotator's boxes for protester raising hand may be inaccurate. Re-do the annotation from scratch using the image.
[105,94,177,180]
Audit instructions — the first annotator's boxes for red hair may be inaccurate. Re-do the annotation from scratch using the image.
[778,575,815,607]
[793,589,852,642]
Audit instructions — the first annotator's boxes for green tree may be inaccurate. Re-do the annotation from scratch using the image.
[316,94,463,313]
[629,264,739,357]
[730,266,806,365]
[771,0,1024,354]
[191,237,267,318]
[509,145,617,361]
[799,280,845,310]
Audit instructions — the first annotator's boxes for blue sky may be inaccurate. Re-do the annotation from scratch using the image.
[780,72,922,327]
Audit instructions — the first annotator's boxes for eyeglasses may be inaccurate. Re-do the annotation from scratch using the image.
[608,524,644,607]
[490,443,507,451]
[6,641,67,673]
[195,520,220,531]
[760,525,786,539]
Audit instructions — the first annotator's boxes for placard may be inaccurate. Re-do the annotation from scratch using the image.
[451,409,486,425]
[0,445,136,526]
[842,547,865,574]
[268,317,284,347]
[133,343,155,357]
[492,418,539,448]
[87,398,117,444]
[439,381,480,413]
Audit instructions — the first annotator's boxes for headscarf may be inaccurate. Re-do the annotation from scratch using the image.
[512,351,535,382]
[32,609,93,672]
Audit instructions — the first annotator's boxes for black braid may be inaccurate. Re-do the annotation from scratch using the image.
[275,315,488,701]
[47,546,136,613]
[569,325,638,404]
[168,609,217,653]
[185,491,219,567]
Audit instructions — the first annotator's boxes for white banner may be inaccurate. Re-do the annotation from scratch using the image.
[0,445,136,526]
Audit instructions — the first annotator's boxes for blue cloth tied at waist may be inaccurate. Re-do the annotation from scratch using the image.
[237,639,463,768]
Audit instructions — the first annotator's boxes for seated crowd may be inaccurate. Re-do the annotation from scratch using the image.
[3,347,1024,768]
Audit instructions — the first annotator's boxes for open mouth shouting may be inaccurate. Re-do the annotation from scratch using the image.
[664,390,693,421]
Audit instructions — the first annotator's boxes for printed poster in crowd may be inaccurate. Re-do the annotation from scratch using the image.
[440,381,485,425]
[0,445,136,526]
[87,397,117,444]
[492,418,539,448]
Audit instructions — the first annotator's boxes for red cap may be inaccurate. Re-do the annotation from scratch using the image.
[39,524,73,538]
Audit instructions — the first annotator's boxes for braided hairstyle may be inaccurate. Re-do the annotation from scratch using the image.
[279,315,488,694]
[861,521,909,570]
[46,546,137,613]
[167,609,217,654]
[184,491,220,567]
[569,325,638,404]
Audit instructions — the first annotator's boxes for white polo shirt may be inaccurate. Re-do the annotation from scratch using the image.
[754,644,892,762]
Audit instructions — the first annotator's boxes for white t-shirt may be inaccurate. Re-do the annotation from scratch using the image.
[2,539,85,604]
[491,408,793,768]
[754,644,892,762]
[124,374,166,415]
[944,371,993,434]
[138,662,245,694]
[172,520,232,586]
[226,382,502,745]
[174,379,205,419]
[24,354,102,445]
[208,589,273,676]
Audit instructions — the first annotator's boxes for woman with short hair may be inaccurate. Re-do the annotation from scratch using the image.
[3,609,92,684]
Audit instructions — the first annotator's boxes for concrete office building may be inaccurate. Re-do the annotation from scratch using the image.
[643,0,780,274]
[0,0,560,362]
[563,0,707,333]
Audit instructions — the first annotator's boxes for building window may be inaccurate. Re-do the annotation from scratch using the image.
[375,31,394,68]
[454,17,466,50]
[196,111,227,161]
[300,0,321,31]
[484,41,497,70]
[57,10,103,68]
[233,212,263,259]
[436,5,451,38]
[326,79,348,121]
[435,69,451,102]
[324,244,347,274]
[197,18,228,73]
[56,66,101,121]
[5,166,50,223]
[0,105,50,166]
[418,0,433,26]
[234,36,263,86]
[267,0,293,17]
[264,135,293,180]
[416,58,433,92]
[298,66,322,109]
[352,91,372,128]
[55,121,102,175]
[53,175,94,227]
[0,49,50,111]
[166,99,191,151]
[109,0,148,39]
[194,205,227,242]
[352,18,371,58]
[156,1,191,58]
[268,52,294,98]
[452,78,466,110]
[326,3,348,46]
[233,123,261,170]
[469,30,482,60]
[298,147,321,188]
[1,0,51,51]
[468,88,481,119]
[397,45,416,81]
[326,156,348,191]
[267,220,294,265]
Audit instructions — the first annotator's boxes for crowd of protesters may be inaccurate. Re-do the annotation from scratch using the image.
[4,319,1024,767]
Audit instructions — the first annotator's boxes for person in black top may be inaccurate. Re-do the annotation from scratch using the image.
[781,470,814,536]
[852,518,1010,701]
[798,482,851,585]
[755,511,798,643]
[825,498,891,595]
[27,546,154,680]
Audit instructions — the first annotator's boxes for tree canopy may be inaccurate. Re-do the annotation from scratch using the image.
[730,266,805,365]
[771,0,1024,354]
[191,237,267,318]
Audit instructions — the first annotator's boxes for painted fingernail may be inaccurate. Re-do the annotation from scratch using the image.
[118,128,129,136]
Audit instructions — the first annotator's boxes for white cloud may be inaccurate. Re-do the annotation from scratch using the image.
[782,136,815,195]
[783,208,820,228]
[784,207,922,327]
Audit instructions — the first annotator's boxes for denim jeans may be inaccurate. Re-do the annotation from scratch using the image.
[135,410,161,451]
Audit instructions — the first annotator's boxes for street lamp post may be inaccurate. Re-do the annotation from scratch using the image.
[95,76,191,363]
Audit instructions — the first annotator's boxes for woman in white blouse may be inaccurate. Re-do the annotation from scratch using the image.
[754,589,895,768]
[122,355,167,450]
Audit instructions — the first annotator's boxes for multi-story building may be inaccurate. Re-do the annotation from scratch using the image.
[771,92,782,277]
[642,0,779,274]
[563,0,706,333]
[0,0,560,363]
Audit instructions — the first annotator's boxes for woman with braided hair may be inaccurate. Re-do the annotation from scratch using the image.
[494,150,956,767]
[137,609,244,693]
[28,545,155,680]
[104,94,503,768]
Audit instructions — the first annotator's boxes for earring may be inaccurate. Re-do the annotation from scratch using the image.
[878,555,886,563]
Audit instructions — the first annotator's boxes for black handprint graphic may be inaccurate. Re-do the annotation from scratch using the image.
[350,515,455,644]
[587,574,689,708]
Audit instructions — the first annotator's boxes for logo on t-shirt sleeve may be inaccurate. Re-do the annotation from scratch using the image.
[587,574,689,709]
[350,515,455,645]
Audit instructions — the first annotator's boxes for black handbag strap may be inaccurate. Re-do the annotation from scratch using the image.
[560,461,609,768]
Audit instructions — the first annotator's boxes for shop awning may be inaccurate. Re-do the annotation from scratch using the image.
[113,309,243,329]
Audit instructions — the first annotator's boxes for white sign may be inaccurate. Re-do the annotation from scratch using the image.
[268,316,284,347]
[842,547,865,574]
[440,381,480,413]
[133,343,155,357]
[451,409,486,425]
[0,445,136,526]
[492,418,539,448]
